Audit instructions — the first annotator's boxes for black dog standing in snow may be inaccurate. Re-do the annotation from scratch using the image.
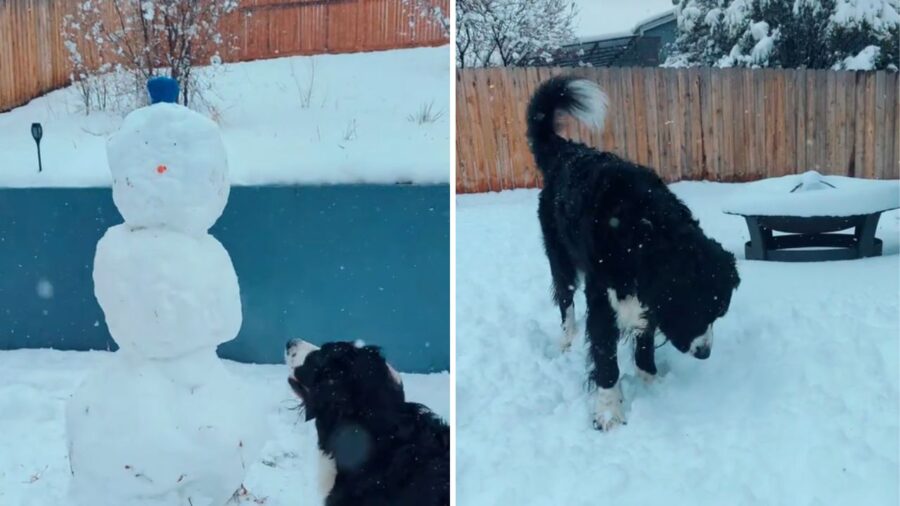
[285,339,449,505]
[527,76,741,431]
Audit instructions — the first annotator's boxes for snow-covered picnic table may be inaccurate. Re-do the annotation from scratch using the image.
[723,171,900,261]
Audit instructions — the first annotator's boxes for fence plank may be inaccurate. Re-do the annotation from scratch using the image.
[750,69,763,179]
[610,66,628,157]
[840,72,854,173]
[846,72,860,174]
[687,68,703,180]
[713,69,728,180]
[738,69,751,180]
[644,69,660,174]
[782,70,795,176]
[890,73,900,179]
[732,69,746,180]
[455,70,472,194]
[874,71,887,179]
[812,70,826,172]
[864,72,877,179]
[769,70,787,176]
[456,67,900,193]
[853,72,865,177]
[824,71,837,174]
[702,67,717,180]
[631,69,649,167]
[675,69,689,180]
[596,67,616,153]
[495,69,515,191]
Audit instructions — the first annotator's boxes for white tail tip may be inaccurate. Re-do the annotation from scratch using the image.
[567,79,608,131]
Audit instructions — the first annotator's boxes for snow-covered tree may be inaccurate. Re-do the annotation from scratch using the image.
[62,0,238,112]
[402,0,451,37]
[665,0,899,70]
[456,0,578,67]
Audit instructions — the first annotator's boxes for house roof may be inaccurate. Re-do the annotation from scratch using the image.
[558,4,677,67]
[569,4,675,46]
[633,10,676,34]
[555,35,638,67]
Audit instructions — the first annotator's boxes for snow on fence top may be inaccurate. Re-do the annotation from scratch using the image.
[723,171,900,217]
[0,47,450,188]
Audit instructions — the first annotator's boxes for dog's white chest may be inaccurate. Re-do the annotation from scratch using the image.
[606,289,648,332]
[318,450,337,497]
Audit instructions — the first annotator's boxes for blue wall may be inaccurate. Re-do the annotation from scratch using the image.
[0,185,449,373]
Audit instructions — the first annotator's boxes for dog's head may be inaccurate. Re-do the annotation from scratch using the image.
[652,236,740,359]
[286,339,404,422]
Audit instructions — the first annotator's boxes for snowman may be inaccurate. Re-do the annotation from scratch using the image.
[66,77,266,506]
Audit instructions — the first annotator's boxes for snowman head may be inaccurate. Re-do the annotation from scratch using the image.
[106,78,229,235]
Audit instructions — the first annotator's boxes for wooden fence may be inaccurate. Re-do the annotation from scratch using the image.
[0,0,71,114]
[0,0,449,112]
[456,67,900,193]
[228,0,448,60]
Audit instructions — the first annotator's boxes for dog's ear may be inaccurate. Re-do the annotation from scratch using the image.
[357,345,405,402]
[387,363,402,386]
[375,352,403,386]
[306,365,354,421]
[362,345,403,387]
[726,251,741,289]
[308,344,405,424]
[363,344,403,385]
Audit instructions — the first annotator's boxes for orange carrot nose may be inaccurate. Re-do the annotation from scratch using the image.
[156,165,168,174]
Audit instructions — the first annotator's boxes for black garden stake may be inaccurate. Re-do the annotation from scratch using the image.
[31,122,43,172]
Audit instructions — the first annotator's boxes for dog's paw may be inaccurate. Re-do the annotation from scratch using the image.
[635,368,656,384]
[591,384,626,431]
[592,406,626,431]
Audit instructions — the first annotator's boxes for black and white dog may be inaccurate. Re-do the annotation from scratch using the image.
[285,339,449,506]
[527,76,740,431]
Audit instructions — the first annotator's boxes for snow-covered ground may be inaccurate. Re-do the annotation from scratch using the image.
[0,47,449,188]
[574,0,674,40]
[457,181,900,504]
[0,349,448,506]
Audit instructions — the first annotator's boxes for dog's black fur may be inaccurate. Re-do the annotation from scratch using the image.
[288,342,449,506]
[527,76,740,422]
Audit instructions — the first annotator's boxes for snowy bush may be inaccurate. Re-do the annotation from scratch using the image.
[408,100,446,124]
[290,58,317,109]
[665,0,900,70]
[62,0,238,113]
[342,119,358,142]
[456,0,577,67]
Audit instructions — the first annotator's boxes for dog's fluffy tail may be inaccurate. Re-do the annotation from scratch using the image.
[526,76,608,149]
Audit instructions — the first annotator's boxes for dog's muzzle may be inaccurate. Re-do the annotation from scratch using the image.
[689,326,713,360]
[285,338,319,369]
